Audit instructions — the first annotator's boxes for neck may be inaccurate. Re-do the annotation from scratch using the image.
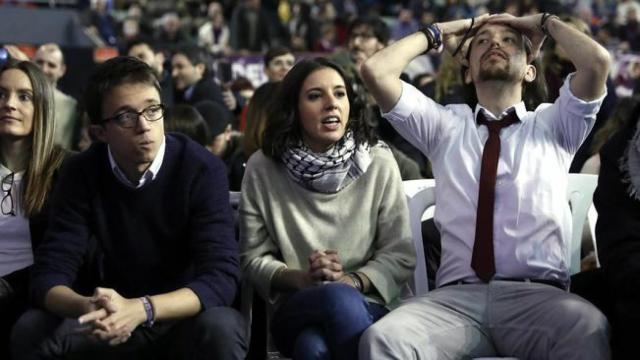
[0,137,30,172]
[474,80,522,117]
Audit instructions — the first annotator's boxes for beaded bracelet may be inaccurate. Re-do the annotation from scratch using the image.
[140,296,155,328]
[540,13,559,37]
[419,24,443,54]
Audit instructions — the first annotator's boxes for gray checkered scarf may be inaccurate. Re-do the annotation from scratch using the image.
[621,120,640,201]
[281,131,371,193]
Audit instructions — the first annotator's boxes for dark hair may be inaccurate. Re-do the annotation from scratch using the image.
[591,96,640,156]
[165,104,210,146]
[84,56,161,125]
[125,38,156,55]
[244,82,279,158]
[460,24,548,110]
[262,57,375,159]
[173,45,211,77]
[348,16,390,45]
[264,46,293,67]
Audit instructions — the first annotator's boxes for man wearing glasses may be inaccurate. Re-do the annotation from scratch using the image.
[11,57,247,359]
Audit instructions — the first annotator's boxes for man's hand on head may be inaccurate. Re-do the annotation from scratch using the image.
[487,13,547,61]
[438,14,491,65]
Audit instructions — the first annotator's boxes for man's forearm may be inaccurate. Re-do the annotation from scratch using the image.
[361,32,430,112]
[545,16,610,100]
[148,287,201,322]
[44,285,92,318]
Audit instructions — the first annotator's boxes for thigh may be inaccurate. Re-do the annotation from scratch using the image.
[360,285,497,360]
[489,281,610,360]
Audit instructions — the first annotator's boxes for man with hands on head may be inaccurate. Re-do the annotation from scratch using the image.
[11,56,246,360]
[359,13,611,359]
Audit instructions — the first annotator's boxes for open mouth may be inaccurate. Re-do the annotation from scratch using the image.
[321,116,341,130]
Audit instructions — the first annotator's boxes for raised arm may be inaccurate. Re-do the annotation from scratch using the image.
[361,15,490,112]
[489,13,610,101]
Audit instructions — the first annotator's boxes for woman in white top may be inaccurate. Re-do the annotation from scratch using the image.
[0,58,65,356]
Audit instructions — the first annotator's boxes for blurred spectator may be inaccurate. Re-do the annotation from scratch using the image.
[195,101,244,191]
[314,23,338,52]
[84,0,118,46]
[391,8,419,40]
[619,7,640,52]
[616,0,640,25]
[127,39,174,106]
[171,46,226,108]
[32,43,78,150]
[331,16,389,81]
[198,2,231,56]
[166,104,210,147]
[155,12,193,52]
[263,46,295,83]
[287,1,317,51]
[229,0,272,53]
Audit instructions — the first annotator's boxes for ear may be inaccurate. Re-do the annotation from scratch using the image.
[224,124,232,141]
[523,64,536,83]
[90,124,107,143]
[60,63,67,77]
[195,63,206,77]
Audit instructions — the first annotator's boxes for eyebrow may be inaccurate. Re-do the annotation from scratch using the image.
[305,85,346,93]
[111,99,160,114]
[475,27,520,39]
[0,86,33,93]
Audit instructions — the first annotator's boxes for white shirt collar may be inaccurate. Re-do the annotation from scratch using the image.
[474,101,527,121]
[107,136,166,189]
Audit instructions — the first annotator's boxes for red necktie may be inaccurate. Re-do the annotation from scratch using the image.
[471,110,519,282]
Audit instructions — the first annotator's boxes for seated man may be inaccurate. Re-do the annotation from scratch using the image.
[11,57,246,360]
[359,13,611,359]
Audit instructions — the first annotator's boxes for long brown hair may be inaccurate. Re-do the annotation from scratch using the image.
[0,60,65,217]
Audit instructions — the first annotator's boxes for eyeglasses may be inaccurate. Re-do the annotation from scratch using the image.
[1,172,15,216]
[101,104,165,129]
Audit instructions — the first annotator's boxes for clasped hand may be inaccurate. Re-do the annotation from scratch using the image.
[307,250,356,288]
[77,287,147,346]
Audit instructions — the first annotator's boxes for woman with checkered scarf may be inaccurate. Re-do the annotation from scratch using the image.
[239,57,416,360]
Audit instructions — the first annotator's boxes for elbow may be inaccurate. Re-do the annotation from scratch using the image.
[360,56,382,89]
[589,47,612,80]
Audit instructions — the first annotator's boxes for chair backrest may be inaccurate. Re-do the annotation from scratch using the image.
[566,173,599,275]
[403,179,436,296]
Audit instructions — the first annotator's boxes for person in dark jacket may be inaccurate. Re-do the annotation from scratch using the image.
[11,57,246,360]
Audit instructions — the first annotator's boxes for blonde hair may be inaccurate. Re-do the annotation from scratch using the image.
[1,60,65,217]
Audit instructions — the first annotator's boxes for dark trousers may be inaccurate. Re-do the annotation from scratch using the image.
[0,267,29,360]
[571,261,640,360]
[271,283,388,360]
[11,306,247,360]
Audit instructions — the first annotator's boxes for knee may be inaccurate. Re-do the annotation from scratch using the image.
[10,309,59,359]
[195,306,246,340]
[294,327,330,360]
[359,323,391,358]
[315,283,366,313]
[560,296,610,338]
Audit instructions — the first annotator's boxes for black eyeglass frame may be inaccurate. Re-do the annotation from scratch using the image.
[100,103,165,129]
[1,172,16,216]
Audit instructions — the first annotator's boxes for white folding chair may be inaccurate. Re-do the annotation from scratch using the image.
[566,174,599,274]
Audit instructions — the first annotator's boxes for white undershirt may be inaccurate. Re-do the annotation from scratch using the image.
[0,163,32,277]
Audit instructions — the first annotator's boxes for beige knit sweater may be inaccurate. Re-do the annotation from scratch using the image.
[239,146,416,309]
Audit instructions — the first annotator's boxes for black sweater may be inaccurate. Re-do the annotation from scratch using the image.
[31,134,239,309]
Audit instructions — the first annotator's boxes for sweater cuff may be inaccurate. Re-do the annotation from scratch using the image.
[357,264,400,305]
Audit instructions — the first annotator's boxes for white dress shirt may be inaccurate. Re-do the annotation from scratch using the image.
[383,74,605,287]
[108,136,166,189]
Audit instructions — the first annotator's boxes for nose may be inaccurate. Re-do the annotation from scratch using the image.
[324,94,339,110]
[135,114,153,132]
[2,93,17,110]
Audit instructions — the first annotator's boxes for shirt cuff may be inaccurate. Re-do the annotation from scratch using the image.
[560,73,607,116]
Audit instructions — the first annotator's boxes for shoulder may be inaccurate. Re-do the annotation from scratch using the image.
[166,133,225,171]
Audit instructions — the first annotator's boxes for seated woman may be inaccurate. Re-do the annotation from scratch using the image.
[0,59,66,357]
[240,57,416,360]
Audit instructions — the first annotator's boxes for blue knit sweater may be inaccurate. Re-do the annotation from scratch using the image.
[31,133,239,309]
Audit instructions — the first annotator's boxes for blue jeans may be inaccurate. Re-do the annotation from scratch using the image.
[271,283,388,360]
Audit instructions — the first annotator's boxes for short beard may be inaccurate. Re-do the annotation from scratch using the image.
[478,63,513,82]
